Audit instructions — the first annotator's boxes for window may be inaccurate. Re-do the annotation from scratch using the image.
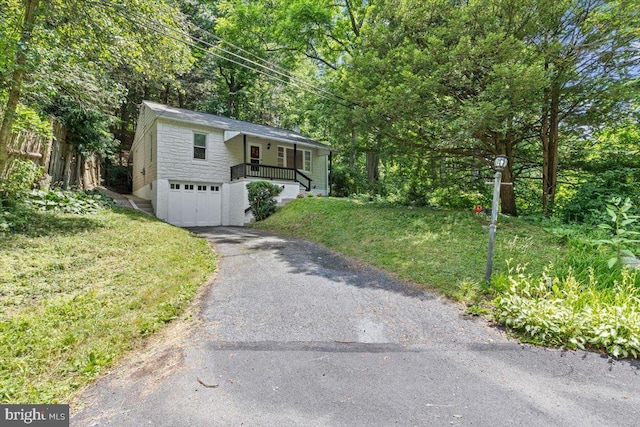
[277,146,285,167]
[198,185,206,191]
[170,183,180,190]
[194,133,207,159]
[184,184,194,191]
[304,151,311,172]
[210,186,219,192]
[278,147,312,172]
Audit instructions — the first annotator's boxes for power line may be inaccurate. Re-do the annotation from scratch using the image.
[185,17,345,102]
[91,0,351,108]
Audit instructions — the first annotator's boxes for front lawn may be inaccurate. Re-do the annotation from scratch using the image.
[0,206,216,403]
[255,197,640,358]
[255,197,565,297]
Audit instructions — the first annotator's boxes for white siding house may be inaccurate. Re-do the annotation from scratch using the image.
[131,101,332,227]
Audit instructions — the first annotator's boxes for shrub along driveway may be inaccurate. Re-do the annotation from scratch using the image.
[72,227,640,426]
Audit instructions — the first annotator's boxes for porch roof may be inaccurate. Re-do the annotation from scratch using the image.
[143,101,332,151]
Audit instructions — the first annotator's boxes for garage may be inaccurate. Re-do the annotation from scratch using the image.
[167,181,222,226]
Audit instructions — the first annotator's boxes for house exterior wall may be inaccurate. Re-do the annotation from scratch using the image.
[132,104,158,201]
[152,119,230,224]
[155,120,230,183]
[309,153,328,195]
[227,181,248,226]
[132,103,331,226]
[225,134,329,194]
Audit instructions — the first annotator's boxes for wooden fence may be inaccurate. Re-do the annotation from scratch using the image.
[5,121,101,189]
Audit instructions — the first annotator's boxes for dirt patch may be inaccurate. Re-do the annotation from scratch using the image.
[71,270,217,413]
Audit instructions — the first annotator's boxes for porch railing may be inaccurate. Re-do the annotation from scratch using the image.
[230,163,312,191]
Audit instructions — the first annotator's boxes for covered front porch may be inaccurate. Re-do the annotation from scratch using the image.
[230,163,313,191]
[226,131,333,195]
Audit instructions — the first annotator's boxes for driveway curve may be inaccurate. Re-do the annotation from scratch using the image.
[72,227,640,426]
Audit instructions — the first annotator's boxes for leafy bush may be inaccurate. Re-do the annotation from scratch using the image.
[1,189,112,233]
[494,266,640,358]
[104,163,131,193]
[0,159,43,205]
[246,181,282,221]
[10,104,54,140]
[330,165,367,197]
[593,197,640,269]
[559,169,640,224]
[428,185,485,210]
[25,190,111,214]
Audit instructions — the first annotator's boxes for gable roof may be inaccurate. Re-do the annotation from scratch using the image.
[142,101,331,151]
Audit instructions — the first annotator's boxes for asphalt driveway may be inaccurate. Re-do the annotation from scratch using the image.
[72,227,640,426]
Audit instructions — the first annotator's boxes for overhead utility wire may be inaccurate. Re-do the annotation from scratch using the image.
[91,0,351,107]
[186,20,345,102]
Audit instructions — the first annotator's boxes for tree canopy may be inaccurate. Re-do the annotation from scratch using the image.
[1,0,638,217]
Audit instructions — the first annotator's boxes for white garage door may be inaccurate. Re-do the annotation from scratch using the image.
[167,182,222,226]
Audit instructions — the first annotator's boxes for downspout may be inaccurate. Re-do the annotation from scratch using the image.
[329,151,333,196]
[243,134,247,178]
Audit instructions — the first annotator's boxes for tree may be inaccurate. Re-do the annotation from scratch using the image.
[341,0,549,214]
[533,0,640,214]
[0,0,39,175]
[332,0,639,215]
[0,0,193,174]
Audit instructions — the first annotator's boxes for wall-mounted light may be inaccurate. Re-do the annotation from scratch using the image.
[267,143,271,150]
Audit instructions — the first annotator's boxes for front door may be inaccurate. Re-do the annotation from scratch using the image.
[250,145,261,171]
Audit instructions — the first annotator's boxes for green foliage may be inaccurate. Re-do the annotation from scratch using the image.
[44,99,116,156]
[331,164,367,197]
[559,169,640,224]
[0,171,111,233]
[593,197,640,269]
[2,102,54,140]
[246,181,283,221]
[0,159,43,204]
[25,190,111,215]
[1,192,108,234]
[494,266,640,359]
[103,162,131,193]
[428,185,484,210]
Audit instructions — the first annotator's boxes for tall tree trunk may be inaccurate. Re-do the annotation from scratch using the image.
[162,82,170,104]
[350,128,356,169]
[77,155,85,189]
[178,91,184,108]
[542,82,560,216]
[366,150,379,186]
[498,137,517,216]
[0,0,40,174]
[62,144,73,190]
[500,162,517,216]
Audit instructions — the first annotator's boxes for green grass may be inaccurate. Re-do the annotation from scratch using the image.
[0,207,216,403]
[256,197,640,358]
[254,197,566,297]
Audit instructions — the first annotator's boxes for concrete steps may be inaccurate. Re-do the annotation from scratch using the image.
[128,198,154,215]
